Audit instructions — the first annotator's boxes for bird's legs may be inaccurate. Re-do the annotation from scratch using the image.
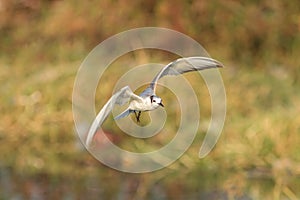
[134,111,142,123]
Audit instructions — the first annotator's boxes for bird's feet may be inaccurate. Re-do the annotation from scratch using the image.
[134,111,141,123]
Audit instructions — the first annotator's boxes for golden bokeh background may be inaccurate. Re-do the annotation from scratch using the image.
[1,0,300,199]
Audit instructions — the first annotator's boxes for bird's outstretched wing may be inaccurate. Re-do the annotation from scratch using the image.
[141,57,224,95]
[86,86,142,147]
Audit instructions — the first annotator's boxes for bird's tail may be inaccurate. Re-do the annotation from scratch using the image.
[114,109,133,120]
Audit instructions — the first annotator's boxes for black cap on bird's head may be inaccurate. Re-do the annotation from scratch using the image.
[150,95,164,107]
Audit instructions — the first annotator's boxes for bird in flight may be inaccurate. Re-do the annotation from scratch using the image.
[86,57,223,147]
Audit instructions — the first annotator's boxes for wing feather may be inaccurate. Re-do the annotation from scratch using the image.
[86,86,140,147]
[148,57,223,93]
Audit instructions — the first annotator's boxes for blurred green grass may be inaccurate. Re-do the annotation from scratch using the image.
[1,0,300,199]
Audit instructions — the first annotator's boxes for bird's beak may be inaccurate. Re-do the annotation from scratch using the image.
[159,102,164,107]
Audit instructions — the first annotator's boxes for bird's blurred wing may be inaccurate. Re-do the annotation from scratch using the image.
[86,86,141,147]
[139,86,154,97]
[149,57,224,93]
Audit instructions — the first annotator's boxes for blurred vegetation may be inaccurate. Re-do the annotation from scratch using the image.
[1,0,300,199]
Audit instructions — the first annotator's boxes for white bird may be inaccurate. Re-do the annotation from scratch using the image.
[86,57,223,147]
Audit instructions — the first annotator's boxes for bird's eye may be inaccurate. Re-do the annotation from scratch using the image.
[153,100,156,102]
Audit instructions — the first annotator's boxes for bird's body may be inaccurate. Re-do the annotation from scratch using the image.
[115,94,163,122]
[128,96,155,111]
[86,56,223,146]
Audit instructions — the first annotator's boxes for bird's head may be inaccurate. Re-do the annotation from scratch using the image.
[150,95,164,108]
